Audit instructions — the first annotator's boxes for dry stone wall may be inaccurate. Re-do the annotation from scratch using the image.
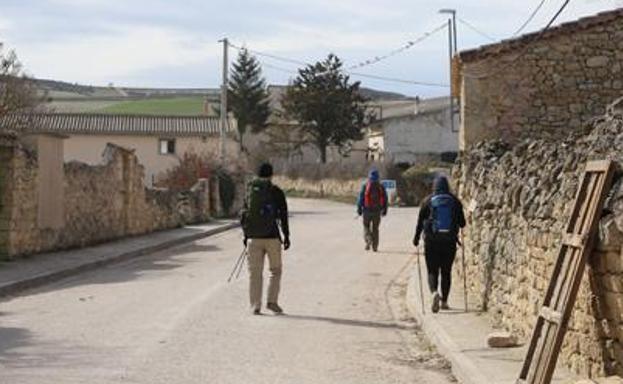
[273,176,363,202]
[456,102,623,377]
[0,137,213,259]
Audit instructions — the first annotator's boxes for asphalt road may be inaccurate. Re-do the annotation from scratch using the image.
[0,199,453,384]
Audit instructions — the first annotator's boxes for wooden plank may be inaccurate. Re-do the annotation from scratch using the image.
[539,307,563,324]
[562,233,587,248]
[518,160,615,384]
[585,160,613,173]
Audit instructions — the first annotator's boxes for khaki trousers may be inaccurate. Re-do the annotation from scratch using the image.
[247,238,282,310]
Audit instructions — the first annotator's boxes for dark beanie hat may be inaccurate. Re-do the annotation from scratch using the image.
[257,162,273,178]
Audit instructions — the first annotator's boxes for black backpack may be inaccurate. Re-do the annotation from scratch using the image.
[242,179,277,238]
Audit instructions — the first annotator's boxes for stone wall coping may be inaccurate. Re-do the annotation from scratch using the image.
[460,8,623,63]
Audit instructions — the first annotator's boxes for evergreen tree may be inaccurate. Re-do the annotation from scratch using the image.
[228,49,271,152]
[282,54,368,163]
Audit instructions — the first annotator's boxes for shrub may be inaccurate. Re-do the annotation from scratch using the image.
[156,152,216,191]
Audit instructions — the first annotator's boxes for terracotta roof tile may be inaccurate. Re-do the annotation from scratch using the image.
[0,113,234,136]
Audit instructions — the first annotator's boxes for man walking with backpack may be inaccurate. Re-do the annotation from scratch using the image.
[413,175,465,313]
[241,162,290,315]
[357,169,388,252]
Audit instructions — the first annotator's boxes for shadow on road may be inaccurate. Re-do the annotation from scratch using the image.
[281,314,415,331]
[27,242,223,295]
[0,325,33,360]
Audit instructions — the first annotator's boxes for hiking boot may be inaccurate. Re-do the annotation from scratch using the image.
[431,292,441,313]
[441,301,450,310]
[266,302,284,314]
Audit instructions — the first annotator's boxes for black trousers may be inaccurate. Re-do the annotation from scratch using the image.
[424,240,457,302]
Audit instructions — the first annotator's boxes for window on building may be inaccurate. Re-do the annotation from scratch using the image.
[159,139,175,155]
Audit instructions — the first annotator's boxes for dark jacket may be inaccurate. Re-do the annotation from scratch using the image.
[414,176,465,245]
[242,180,290,240]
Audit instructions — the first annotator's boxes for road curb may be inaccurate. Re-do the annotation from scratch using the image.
[405,268,490,384]
[0,222,240,298]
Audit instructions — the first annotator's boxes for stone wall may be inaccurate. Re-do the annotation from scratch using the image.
[456,102,623,377]
[459,9,623,150]
[273,176,362,203]
[0,136,213,259]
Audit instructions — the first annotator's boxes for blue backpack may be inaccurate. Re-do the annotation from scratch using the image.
[429,194,455,235]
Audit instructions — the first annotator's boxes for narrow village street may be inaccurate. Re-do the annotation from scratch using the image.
[0,199,453,384]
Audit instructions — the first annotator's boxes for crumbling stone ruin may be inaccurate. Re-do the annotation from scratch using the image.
[0,136,214,259]
[456,99,623,377]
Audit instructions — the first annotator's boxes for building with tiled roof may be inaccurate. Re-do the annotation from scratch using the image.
[1,113,237,186]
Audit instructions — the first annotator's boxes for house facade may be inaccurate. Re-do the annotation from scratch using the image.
[459,8,623,150]
[1,113,237,185]
[367,97,458,164]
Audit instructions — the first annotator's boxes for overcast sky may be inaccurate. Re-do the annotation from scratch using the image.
[0,0,621,97]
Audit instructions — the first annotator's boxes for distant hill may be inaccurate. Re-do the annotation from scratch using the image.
[35,78,407,101]
[33,78,410,115]
[359,87,410,100]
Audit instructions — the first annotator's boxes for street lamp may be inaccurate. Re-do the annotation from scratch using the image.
[439,9,457,55]
[439,8,458,132]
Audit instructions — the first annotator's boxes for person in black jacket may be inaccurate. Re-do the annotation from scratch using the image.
[413,175,465,313]
[241,162,290,315]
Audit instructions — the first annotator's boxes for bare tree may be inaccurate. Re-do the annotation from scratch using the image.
[0,43,42,130]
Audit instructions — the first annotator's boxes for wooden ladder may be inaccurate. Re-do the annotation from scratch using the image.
[518,160,615,384]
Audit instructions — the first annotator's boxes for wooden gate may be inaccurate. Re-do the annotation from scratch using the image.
[518,160,615,384]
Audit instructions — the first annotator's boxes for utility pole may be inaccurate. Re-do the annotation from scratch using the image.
[218,37,229,161]
[439,8,458,132]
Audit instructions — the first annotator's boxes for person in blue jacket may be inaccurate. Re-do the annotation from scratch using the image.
[357,169,388,252]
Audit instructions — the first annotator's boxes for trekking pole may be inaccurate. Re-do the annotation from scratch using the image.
[227,247,247,283]
[416,245,426,315]
[235,248,247,279]
[461,230,468,312]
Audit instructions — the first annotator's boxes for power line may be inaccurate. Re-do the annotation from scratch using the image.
[259,58,449,87]
[228,42,308,66]
[230,41,449,87]
[464,0,571,79]
[346,22,447,71]
[513,0,547,36]
[457,17,497,42]
[348,71,448,87]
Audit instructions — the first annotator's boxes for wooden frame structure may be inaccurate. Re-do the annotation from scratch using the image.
[518,160,615,384]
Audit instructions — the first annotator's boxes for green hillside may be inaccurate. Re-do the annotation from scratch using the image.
[101,97,206,116]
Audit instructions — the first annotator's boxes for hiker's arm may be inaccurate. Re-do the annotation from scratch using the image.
[456,199,466,229]
[277,188,290,238]
[414,200,429,246]
[356,184,365,215]
[382,186,388,214]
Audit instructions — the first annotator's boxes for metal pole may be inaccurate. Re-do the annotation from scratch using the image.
[219,38,229,161]
[452,11,458,55]
[452,11,461,126]
[416,245,426,315]
[447,19,455,133]
[462,230,468,312]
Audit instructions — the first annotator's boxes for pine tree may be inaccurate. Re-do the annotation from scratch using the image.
[228,49,271,153]
[282,54,369,163]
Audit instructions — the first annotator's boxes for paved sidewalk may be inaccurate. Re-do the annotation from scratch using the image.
[406,252,578,384]
[0,220,238,298]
